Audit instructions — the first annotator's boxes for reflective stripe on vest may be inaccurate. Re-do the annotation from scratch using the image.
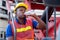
[17,26,32,32]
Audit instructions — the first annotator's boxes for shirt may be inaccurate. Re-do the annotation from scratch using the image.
[6,18,38,37]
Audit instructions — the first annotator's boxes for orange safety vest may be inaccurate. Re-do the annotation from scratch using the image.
[10,18,34,40]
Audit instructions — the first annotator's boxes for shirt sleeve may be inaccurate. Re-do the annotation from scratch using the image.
[32,20,38,28]
[6,24,13,37]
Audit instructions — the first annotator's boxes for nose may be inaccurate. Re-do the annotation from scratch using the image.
[21,9,25,13]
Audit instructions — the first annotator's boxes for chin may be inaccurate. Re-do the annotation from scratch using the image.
[19,17,25,19]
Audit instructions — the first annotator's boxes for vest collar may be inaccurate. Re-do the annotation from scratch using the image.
[16,17,26,24]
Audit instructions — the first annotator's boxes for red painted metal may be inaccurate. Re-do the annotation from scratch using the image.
[48,17,60,40]
[31,3,45,10]
[31,3,60,11]
[8,0,60,11]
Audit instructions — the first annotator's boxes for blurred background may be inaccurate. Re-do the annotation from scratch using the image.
[0,0,60,40]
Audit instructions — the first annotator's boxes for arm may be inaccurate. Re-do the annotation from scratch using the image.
[6,24,14,40]
[30,14,46,30]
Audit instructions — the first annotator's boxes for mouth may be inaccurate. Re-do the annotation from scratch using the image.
[19,15,25,19]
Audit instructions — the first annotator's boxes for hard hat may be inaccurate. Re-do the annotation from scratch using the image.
[14,2,28,13]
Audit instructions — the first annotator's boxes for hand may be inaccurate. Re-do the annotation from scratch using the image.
[27,13,40,21]
[29,13,38,18]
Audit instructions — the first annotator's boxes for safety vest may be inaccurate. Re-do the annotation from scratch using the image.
[10,18,34,40]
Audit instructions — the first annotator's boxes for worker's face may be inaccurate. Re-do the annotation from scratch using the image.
[16,7,26,18]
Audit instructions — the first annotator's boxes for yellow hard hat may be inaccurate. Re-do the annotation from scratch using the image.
[14,2,28,13]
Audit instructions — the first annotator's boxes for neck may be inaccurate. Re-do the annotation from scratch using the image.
[19,18,24,24]
[17,17,25,24]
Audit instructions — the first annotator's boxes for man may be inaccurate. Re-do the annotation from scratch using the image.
[6,2,45,40]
